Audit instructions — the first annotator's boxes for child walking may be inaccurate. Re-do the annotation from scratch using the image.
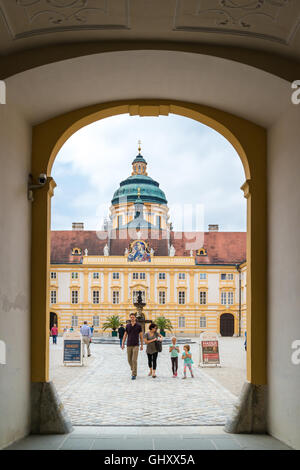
[169,336,180,377]
[182,344,194,379]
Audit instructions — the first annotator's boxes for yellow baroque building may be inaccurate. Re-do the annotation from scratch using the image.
[50,149,247,337]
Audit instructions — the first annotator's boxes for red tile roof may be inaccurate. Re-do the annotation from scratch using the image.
[51,230,246,265]
[170,231,246,264]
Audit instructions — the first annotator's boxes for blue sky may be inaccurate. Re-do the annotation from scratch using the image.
[51,114,246,232]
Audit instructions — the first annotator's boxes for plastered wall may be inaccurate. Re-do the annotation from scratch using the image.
[0,105,31,449]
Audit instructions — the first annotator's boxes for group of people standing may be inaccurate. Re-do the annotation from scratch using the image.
[51,315,195,378]
[50,321,93,358]
[120,313,194,380]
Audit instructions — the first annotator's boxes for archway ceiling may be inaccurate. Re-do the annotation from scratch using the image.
[0,0,300,67]
[6,50,291,127]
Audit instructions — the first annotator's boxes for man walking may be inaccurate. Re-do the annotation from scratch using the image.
[51,323,58,344]
[121,313,143,380]
[80,321,92,357]
[118,323,125,348]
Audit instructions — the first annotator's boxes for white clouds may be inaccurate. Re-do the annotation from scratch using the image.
[51,114,246,231]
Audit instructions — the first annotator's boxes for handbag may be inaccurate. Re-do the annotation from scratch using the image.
[155,335,162,353]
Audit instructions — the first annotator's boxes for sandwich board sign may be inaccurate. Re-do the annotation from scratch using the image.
[63,331,83,366]
[199,332,220,367]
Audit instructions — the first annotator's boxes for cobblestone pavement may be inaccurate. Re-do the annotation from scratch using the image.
[50,337,241,426]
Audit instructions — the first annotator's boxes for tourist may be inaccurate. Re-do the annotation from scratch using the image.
[80,321,92,357]
[182,344,194,379]
[50,323,58,344]
[144,323,163,378]
[90,324,94,336]
[121,313,143,380]
[169,336,180,377]
[118,323,126,348]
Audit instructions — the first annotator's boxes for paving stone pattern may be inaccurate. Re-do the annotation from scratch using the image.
[50,338,238,426]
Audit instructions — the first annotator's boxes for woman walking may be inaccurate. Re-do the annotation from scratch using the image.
[144,323,163,378]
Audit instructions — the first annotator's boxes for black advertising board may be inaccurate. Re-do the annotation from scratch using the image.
[63,339,81,363]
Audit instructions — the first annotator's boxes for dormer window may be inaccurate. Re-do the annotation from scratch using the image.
[72,247,82,255]
[197,248,207,256]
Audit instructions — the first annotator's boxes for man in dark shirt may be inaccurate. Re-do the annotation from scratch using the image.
[118,324,125,348]
[121,313,143,380]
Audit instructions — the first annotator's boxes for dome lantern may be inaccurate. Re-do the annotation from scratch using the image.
[132,140,148,176]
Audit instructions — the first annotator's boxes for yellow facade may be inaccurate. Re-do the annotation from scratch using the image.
[50,255,247,337]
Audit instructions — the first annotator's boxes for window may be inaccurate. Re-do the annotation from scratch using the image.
[93,316,100,327]
[50,290,57,304]
[133,273,139,280]
[178,273,186,280]
[221,292,227,305]
[72,272,79,280]
[93,272,100,279]
[156,215,161,229]
[178,316,185,328]
[159,291,166,305]
[72,247,81,255]
[200,273,207,280]
[199,291,207,305]
[50,272,57,279]
[71,315,78,327]
[72,290,79,304]
[221,291,234,305]
[140,272,146,280]
[200,316,206,328]
[93,290,100,304]
[159,272,166,280]
[221,273,234,280]
[117,215,122,228]
[228,291,234,305]
[113,272,119,280]
[112,291,120,304]
[178,291,185,305]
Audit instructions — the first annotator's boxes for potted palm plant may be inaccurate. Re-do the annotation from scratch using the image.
[155,316,173,337]
[102,315,121,337]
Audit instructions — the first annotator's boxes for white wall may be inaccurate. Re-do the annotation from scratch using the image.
[0,105,31,449]
[268,103,300,449]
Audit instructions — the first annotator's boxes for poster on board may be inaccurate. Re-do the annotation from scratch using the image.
[199,332,220,367]
[63,331,83,366]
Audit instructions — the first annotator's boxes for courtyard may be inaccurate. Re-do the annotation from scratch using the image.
[50,336,246,426]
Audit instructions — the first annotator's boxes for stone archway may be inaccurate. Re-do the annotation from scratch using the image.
[30,99,267,434]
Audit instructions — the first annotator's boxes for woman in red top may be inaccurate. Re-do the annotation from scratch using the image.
[51,324,58,344]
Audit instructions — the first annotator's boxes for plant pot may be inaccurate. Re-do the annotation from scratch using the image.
[160,330,166,337]
[112,331,118,337]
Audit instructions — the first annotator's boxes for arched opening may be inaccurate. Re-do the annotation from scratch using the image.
[220,314,235,337]
[49,312,58,331]
[30,99,267,433]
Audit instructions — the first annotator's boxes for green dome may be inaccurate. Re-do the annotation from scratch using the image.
[111,174,168,206]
